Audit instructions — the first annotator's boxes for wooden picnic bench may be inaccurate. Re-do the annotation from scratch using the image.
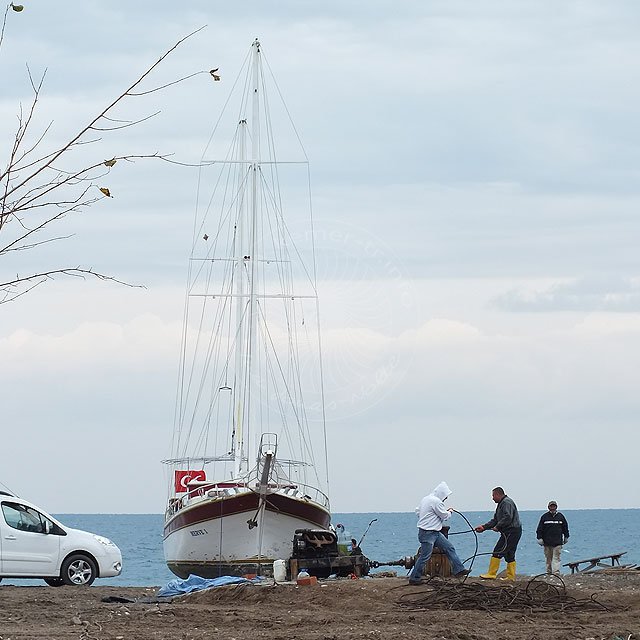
[563,551,630,574]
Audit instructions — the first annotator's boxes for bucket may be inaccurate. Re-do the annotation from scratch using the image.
[273,559,287,583]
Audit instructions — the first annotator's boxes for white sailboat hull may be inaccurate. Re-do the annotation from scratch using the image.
[163,488,330,578]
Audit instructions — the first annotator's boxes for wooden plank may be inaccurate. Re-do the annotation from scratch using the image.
[596,564,637,573]
[563,552,626,568]
[563,551,628,574]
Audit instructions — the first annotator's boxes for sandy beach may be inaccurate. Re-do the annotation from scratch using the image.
[1,573,639,640]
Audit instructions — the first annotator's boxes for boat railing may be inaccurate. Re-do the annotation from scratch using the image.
[166,477,330,518]
[276,482,330,510]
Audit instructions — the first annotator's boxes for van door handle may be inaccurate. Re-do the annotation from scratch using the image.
[4,535,17,540]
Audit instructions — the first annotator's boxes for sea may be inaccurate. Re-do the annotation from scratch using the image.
[2,510,638,587]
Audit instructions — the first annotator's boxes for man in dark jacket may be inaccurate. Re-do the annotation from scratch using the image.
[474,487,522,581]
[536,500,569,574]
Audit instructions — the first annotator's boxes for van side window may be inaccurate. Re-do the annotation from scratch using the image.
[1,502,56,534]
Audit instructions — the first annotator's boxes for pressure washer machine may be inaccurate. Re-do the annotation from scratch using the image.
[288,528,370,579]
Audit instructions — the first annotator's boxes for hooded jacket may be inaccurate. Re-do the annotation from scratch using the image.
[415,481,452,531]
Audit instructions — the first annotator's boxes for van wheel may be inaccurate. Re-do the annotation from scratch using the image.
[61,554,97,586]
[44,577,65,587]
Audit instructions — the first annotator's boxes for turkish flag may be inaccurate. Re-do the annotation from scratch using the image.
[174,469,206,493]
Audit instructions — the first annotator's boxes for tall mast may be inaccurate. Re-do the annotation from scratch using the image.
[247,37,261,466]
[232,117,247,479]
[233,38,261,479]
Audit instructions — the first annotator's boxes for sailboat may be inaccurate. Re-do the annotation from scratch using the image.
[162,39,331,579]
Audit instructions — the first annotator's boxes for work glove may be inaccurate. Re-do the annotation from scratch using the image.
[537,538,544,546]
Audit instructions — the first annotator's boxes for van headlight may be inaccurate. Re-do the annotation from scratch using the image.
[92,534,116,547]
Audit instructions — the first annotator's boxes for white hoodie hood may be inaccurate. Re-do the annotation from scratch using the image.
[431,481,452,501]
[415,481,453,531]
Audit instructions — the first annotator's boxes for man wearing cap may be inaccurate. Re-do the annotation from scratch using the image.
[536,500,570,574]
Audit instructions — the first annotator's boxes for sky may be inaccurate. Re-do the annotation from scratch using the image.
[1,1,640,514]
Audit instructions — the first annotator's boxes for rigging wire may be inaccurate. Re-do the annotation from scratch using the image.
[168,38,328,497]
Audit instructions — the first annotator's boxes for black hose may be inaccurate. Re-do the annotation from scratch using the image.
[450,509,479,578]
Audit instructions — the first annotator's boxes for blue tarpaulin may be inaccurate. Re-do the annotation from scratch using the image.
[157,574,263,598]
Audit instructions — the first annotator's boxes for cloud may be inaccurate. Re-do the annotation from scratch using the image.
[324,306,640,511]
[492,275,640,312]
[3,278,640,512]
[3,2,640,513]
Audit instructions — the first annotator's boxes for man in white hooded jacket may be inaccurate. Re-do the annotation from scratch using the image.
[408,481,470,584]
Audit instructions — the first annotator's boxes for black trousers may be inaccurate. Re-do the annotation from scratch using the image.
[492,526,522,563]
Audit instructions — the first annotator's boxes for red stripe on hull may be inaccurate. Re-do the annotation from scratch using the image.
[164,492,330,537]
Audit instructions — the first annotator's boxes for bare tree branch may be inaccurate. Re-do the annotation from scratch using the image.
[1,23,209,302]
[1,190,95,253]
[1,268,145,304]
[0,4,11,51]
[3,26,205,201]
[4,233,75,254]
[90,111,161,132]
[128,70,208,96]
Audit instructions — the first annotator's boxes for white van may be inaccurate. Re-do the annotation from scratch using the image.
[0,492,122,586]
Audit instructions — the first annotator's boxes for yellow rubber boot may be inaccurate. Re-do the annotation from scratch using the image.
[503,561,516,581]
[480,556,501,579]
